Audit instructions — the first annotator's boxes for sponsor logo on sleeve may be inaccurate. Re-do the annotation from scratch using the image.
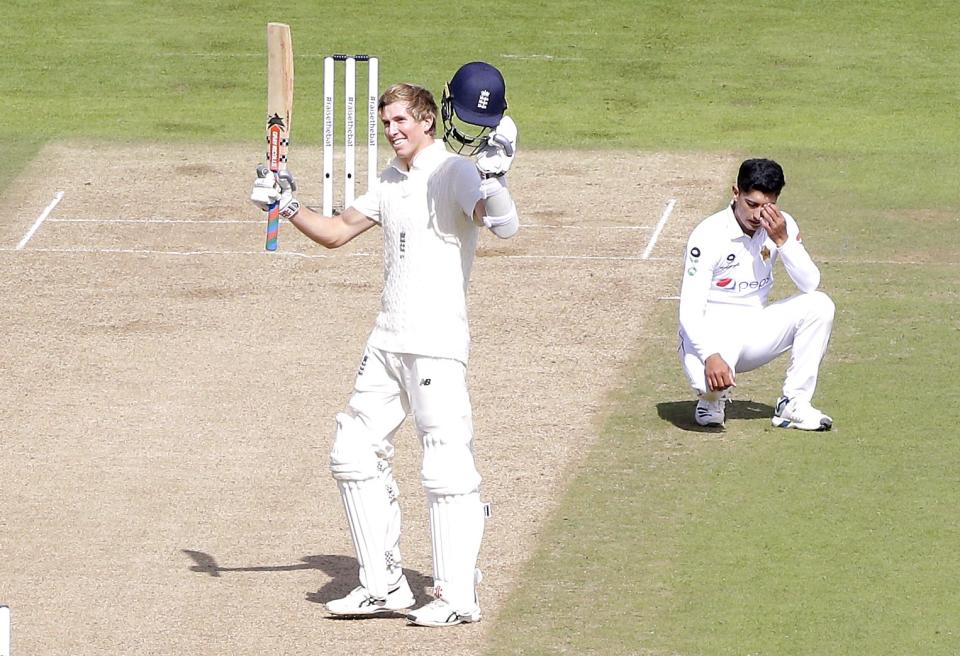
[687,246,700,276]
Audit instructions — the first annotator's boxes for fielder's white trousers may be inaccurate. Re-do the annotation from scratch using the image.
[679,291,834,402]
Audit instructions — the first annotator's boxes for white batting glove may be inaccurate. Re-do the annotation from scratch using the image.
[475,116,517,177]
[250,166,300,219]
[250,166,279,210]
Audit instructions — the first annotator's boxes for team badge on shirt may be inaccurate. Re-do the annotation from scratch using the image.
[761,245,771,261]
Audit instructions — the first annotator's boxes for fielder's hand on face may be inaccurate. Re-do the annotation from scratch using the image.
[475,116,518,177]
[759,203,788,246]
[250,166,300,219]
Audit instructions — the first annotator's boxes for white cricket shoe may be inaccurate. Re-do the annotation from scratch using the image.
[772,396,833,431]
[325,576,415,616]
[406,598,482,627]
[695,392,729,427]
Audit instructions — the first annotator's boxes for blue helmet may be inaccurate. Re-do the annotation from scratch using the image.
[442,62,508,155]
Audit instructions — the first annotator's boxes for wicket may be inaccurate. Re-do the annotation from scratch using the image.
[323,54,379,216]
[1,605,9,656]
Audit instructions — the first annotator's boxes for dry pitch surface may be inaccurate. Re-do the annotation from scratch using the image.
[0,143,737,655]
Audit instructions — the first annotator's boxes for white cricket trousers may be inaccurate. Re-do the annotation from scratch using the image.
[329,345,481,493]
[680,291,834,402]
[328,345,485,609]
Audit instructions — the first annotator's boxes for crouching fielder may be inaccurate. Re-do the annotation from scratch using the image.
[250,62,518,627]
[678,158,835,431]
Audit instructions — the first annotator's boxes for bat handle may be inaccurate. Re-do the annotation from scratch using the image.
[259,163,280,251]
[265,203,280,251]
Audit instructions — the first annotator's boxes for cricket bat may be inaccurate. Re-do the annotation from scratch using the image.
[264,22,294,251]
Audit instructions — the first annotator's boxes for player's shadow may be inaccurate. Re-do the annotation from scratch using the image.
[657,399,776,431]
[181,550,433,615]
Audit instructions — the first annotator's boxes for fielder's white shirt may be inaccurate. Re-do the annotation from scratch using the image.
[352,141,482,364]
[678,203,821,361]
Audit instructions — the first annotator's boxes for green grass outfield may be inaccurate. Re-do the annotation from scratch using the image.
[5,1,960,654]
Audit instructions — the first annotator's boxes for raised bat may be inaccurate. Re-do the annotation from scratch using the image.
[264,22,293,251]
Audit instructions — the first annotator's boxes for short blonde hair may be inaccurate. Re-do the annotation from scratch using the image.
[378,83,438,135]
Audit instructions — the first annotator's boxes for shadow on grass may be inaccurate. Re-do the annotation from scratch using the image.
[657,399,776,431]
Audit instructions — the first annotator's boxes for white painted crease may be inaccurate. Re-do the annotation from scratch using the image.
[46,218,653,229]
[2,246,671,262]
[641,198,676,260]
[48,218,261,224]
[17,191,64,251]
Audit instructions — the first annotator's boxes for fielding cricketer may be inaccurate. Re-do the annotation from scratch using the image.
[250,62,518,627]
[678,158,835,431]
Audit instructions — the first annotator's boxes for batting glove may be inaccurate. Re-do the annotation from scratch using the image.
[475,116,517,177]
[250,166,300,219]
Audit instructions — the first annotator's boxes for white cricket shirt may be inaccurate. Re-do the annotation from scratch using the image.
[352,141,482,364]
[678,203,821,361]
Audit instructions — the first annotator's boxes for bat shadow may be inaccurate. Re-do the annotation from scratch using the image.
[181,549,433,612]
[657,399,776,432]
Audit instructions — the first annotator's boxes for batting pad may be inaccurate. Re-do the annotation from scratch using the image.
[428,491,485,610]
[339,478,398,600]
[379,460,404,577]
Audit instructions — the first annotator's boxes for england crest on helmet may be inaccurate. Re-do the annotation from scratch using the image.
[441,61,508,155]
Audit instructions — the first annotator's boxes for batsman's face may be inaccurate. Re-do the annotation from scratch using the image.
[732,186,778,236]
[381,101,434,165]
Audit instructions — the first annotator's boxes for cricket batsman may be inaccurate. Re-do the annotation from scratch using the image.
[250,61,518,626]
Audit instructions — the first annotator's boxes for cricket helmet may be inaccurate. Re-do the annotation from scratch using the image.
[442,61,508,155]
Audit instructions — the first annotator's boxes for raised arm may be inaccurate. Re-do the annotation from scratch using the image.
[760,205,820,292]
[470,116,519,239]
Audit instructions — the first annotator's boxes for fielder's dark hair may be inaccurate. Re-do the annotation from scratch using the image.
[737,158,786,195]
